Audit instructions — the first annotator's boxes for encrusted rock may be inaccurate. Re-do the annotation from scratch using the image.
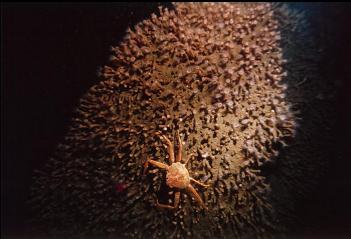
[31,3,334,239]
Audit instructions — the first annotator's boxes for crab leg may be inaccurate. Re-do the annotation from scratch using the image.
[159,134,175,163]
[156,191,180,209]
[176,130,183,162]
[186,184,207,210]
[190,177,210,187]
[143,158,169,175]
[183,154,193,165]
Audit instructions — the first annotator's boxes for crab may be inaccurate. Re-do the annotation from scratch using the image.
[144,130,209,210]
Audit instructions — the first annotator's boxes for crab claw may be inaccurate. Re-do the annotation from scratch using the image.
[143,159,149,175]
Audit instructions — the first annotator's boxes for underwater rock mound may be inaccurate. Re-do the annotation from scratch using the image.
[31,3,333,238]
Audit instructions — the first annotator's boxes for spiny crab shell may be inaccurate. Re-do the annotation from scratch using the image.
[166,162,190,189]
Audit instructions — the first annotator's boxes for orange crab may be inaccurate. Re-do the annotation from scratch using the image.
[144,131,209,210]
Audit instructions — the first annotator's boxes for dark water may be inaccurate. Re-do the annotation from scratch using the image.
[2,3,351,238]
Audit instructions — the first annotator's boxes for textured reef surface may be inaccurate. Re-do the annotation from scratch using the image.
[31,3,336,238]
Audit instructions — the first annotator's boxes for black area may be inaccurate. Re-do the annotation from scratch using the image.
[1,3,351,239]
[289,3,351,239]
[1,3,172,238]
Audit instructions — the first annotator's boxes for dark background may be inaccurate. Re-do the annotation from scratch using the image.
[2,3,351,239]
